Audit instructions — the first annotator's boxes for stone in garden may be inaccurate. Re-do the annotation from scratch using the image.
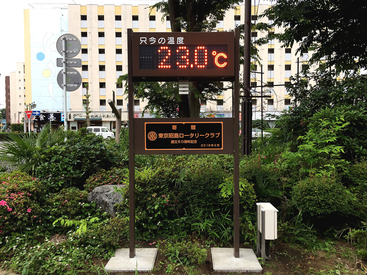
[88,185,125,217]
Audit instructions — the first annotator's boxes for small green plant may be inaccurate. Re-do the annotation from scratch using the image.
[163,239,207,266]
[53,216,101,235]
[346,222,367,260]
[84,167,128,192]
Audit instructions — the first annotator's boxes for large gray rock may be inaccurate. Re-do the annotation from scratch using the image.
[88,185,125,217]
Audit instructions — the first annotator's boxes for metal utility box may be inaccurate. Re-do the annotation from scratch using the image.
[256,202,278,240]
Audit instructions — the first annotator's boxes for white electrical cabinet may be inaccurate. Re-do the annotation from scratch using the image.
[256,202,278,240]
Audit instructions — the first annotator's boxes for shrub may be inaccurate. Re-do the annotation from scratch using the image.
[44,187,89,220]
[346,160,367,220]
[35,129,117,191]
[118,165,179,240]
[84,167,128,192]
[240,155,282,205]
[162,239,207,266]
[0,171,44,235]
[291,174,355,226]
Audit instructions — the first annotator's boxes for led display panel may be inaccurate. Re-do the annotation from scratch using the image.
[132,32,235,81]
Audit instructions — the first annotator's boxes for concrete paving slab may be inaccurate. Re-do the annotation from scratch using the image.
[105,248,158,272]
[211,248,263,273]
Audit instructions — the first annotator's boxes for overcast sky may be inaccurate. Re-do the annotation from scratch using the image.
[0,0,273,107]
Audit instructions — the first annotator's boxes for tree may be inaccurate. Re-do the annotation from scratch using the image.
[83,83,91,127]
[262,0,367,72]
[0,108,5,120]
[150,0,243,117]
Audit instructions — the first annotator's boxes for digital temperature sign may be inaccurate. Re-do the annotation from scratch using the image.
[132,32,235,81]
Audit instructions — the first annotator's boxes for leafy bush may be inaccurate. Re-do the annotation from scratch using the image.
[0,171,44,235]
[346,160,367,220]
[118,165,179,240]
[44,187,89,220]
[240,155,282,205]
[35,129,117,191]
[84,167,128,192]
[291,174,356,227]
[162,239,207,266]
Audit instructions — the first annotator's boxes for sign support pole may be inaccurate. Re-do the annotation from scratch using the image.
[62,36,68,130]
[233,28,240,258]
[128,29,136,259]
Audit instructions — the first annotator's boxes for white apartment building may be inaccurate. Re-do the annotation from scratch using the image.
[17,2,304,129]
[9,63,26,125]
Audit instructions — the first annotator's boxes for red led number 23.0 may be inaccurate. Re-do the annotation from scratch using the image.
[157,45,227,69]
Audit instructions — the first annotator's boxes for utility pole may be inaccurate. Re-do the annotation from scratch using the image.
[242,0,252,157]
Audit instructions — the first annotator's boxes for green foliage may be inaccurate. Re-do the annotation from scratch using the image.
[118,163,179,240]
[44,187,89,219]
[276,73,367,152]
[262,0,367,71]
[0,123,65,175]
[0,171,44,236]
[162,239,207,266]
[53,216,101,235]
[84,166,128,192]
[1,229,118,275]
[10,124,23,132]
[346,222,367,260]
[35,129,117,191]
[292,174,355,222]
[153,0,243,32]
[240,155,282,204]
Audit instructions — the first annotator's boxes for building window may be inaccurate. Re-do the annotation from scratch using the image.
[99,82,106,88]
[252,99,257,105]
[99,49,105,54]
[117,99,123,106]
[285,48,291,54]
[267,82,274,87]
[98,32,105,45]
[251,32,257,37]
[251,15,258,21]
[82,48,88,54]
[81,32,87,37]
[115,15,121,21]
[132,15,139,28]
[134,99,140,106]
[149,15,155,21]
[81,15,87,20]
[116,65,122,71]
[98,15,104,21]
[100,99,106,106]
[251,82,257,87]
[166,16,171,28]
[99,65,105,72]
[285,65,291,70]
[268,65,274,71]
[285,99,291,105]
[234,15,240,21]
[217,99,223,106]
[116,48,122,62]
[116,32,122,45]
[82,65,88,71]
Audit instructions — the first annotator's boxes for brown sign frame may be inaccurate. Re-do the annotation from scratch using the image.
[128,29,241,259]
